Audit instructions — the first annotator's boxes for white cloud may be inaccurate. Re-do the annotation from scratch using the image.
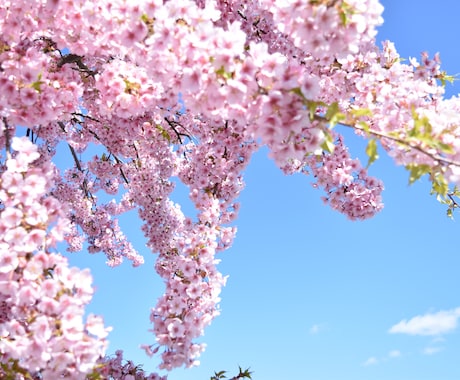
[388,307,460,336]
[431,336,446,343]
[363,350,401,366]
[362,357,378,366]
[423,346,443,355]
[388,350,401,358]
[309,323,326,334]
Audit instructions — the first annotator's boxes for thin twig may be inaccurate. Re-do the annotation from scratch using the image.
[448,193,460,208]
[57,53,96,76]
[59,120,129,185]
[58,121,92,199]
[164,116,192,144]
[112,154,130,185]
[313,114,460,168]
[2,117,12,159]
[67,141,84,172]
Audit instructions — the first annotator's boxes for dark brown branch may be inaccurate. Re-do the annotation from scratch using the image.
[112,154,130,185]
[58,121,93,199]
[71,112,100,123]
[59,121,129,185]
[59,121,81,171]
[237,10,247,20]
[2,117,11,158]
[164,117,191,144]
[34,36,58,54]
[448,193,460,208]
[67,140,83,172]
[57,53,96,76]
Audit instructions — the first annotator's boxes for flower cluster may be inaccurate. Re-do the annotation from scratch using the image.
[135,116,254,370]
[1,0,460,377]
[95,350,167,380]
[305,135,384,220]
[95,60,164,120]
[262,0,384,62]
[0,40,83,126]
[0,137,111,378]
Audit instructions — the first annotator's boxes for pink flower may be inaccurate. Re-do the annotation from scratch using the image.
[0,207,23,228]
[4,226,27,246]
[0,248,19,273]
[300,74,320,99]
[11,137,40,164]
[60,308,85,340]
[23,256,44,281]
[24,203,48,226]
[24,174,47,195]
[1,171,24,194]
[20,87,39,106]
[37,297,60,314]
[16,284,39,306]
[6,158,27,173]
[167,318,185,339]
[23,228,46,252]
[30,315,52,341]
[186,282,204,299]
[121,22,148,47]
[85,314,111,339]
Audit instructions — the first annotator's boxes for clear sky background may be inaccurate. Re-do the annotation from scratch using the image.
[65,1,460,379]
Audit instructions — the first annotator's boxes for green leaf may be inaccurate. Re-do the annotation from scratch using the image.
[290,87,306,101]
[304,100,326,120]
[124,79,141,94]
[431,176,448,197]
[437,71,457,86]
[321,134,335,154]
[410,109,432,138]
[337,1,355,26]
[357,121,370,134]
[325,102,345,127]
[330,112,345,127]
[325,102,340,121]
[155,124,171,142]
[140,13,153,25]
[434,141,455,155]
[308,101,318,120]
[210,370,227,380]
[365,139,379,167]
[216,66,233,80]
[237,366,253,379]
[30,73,44,93]
[405,163,431,184]
[350,107,373,118]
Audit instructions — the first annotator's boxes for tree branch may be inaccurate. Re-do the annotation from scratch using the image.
[57,53,96,76]
[448,192,460,208]
[2,117,12,159]
[164,116,192,144]
[314,114,460,169]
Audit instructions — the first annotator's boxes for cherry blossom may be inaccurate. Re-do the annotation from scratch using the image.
[1,0,460,378]
[0,137,111,378]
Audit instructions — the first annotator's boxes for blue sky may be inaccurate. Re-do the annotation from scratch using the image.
[66,1,460,379]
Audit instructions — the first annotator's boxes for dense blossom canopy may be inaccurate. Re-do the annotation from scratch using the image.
[1,0,460,378]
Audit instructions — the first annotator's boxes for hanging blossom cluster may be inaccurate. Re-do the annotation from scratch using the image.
[95,350,167,380]
[305,135,384,220]
[1,0,460,378]
[0,137,110,378]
